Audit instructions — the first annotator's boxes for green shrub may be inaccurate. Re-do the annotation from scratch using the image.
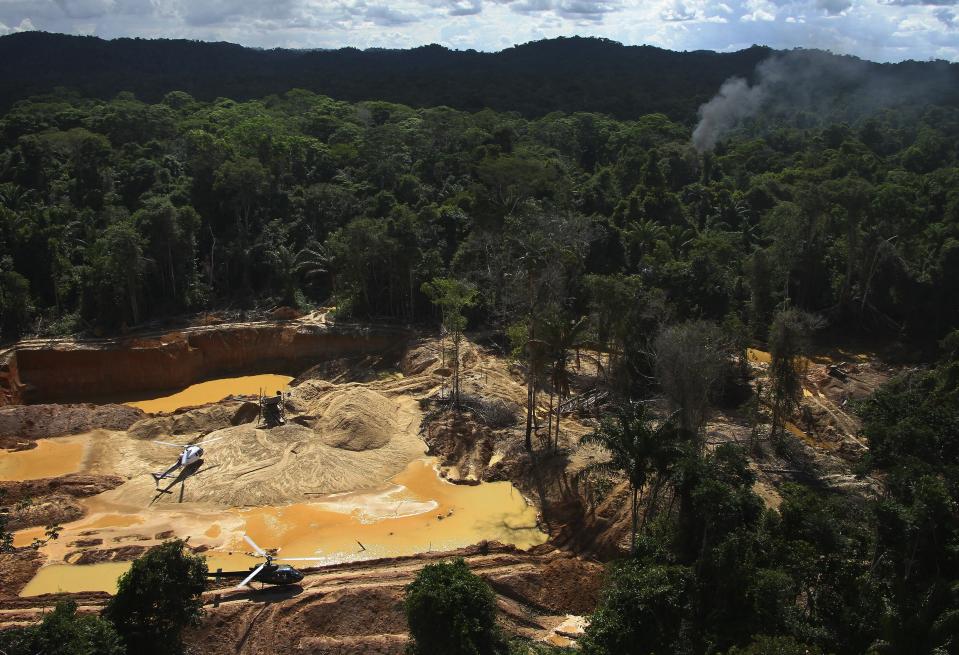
[404,558,506,655]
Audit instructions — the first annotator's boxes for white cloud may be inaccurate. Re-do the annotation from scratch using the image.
[8,17,36,32]
[741,0,777,20]
[660,0,730,21]
[884,0,958,5]
[0,0,954,61]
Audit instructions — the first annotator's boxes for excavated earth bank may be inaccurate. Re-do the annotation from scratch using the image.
[0,404,143,447]
[0,320,412,404]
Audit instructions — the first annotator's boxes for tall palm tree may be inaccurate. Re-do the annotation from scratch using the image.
[259,239,329,307]
[542,313,589,449]
[580,402,680,553]
[295,240,329,282]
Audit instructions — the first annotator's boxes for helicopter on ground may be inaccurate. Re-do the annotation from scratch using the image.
[209,535,323,589]
[150,436,222,485]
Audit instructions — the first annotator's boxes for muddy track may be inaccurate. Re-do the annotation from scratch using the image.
[0,545,598,651]
[0,545,546,612]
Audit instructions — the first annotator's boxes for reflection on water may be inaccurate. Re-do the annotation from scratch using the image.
[0,435,88,481]
[125,374,293,413]
[19,458,546,596]
[233,458,545,565]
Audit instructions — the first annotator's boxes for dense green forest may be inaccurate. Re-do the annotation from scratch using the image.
[1,61,959,653]
[1,83,957,347]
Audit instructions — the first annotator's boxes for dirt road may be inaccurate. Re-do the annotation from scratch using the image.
[1,543,601,654]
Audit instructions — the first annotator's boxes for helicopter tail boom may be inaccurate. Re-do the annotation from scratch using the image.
[151,461,182,483]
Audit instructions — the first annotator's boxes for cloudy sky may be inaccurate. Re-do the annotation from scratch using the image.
[0,0,956,62]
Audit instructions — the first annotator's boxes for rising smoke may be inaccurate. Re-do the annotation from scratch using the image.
[691,50,958,152]
[691,76,765,153]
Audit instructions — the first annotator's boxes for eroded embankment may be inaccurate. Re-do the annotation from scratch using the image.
[1,320,412,404]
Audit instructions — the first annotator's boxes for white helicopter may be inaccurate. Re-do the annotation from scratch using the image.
[150,436,222,485]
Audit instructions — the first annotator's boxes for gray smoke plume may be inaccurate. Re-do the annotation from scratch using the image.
[691,76,765,153]
[691,50,958,152]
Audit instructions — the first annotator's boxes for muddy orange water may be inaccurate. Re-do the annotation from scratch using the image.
[20,562,132,596]
[0,435,88,481]
[747,348,772,365]
[235,458,545,562]
[18,458,546,596]
[124,374,293,413]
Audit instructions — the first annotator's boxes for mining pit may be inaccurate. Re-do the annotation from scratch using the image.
[0,317,550,599]
[0,314,895,652]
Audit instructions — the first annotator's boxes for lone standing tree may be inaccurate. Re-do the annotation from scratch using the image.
[580,402,680,553]
[104,539,207,655]
[404,558,505,655]
[768,308,818,441]
[422,277,477,408]
[654,320,731,445]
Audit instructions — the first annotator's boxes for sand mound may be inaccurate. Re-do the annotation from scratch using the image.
[402,342,441,375]
[315,388,398,451]
[109,388,426,507]
[289,379,335,403]
[127,401,259,441]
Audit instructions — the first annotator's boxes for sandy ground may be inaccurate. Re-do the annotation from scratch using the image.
[3,343,557,597]
[99,386,427,507]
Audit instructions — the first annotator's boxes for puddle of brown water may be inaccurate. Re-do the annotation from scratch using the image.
[747,348,771,365]
[0,435,88,481]
[20,562,132,596]
[125,374,293,413]
[230,458,546,565]
[13,526,45,548]
[18,458,546,596]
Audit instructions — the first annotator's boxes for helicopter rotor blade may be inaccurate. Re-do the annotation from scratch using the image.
[274,557,325,561]
[243,535,267,557]
[153,441,185,448]
[237,563,266,589]
[195,436,224,447]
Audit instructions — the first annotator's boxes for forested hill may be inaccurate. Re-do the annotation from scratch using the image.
[1,32,957,121]
[0,33,767,119]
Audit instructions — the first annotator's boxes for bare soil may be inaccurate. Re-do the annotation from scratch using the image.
[0,549,44,600]
[0,543,601,654]
[0,404,143,448]
[126,401,259,441]
[1,474,124,530]
[64,545,148,565]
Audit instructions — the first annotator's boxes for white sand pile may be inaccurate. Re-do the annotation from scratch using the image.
[104,385,426,508]
[314,388,397,451]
